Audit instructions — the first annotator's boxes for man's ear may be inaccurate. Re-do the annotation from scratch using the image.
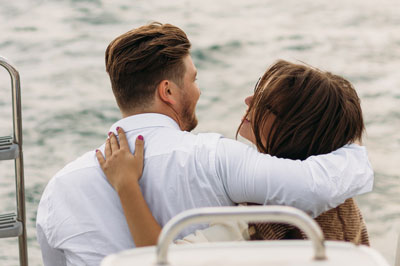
[157,80,177,105]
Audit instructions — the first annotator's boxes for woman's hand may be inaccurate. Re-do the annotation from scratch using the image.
[96,127,144,194]
[96,127,161,246]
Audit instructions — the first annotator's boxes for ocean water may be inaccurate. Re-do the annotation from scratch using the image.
[0,0,399,265]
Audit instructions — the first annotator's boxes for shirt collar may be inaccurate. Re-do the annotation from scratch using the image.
[108,113,181,134]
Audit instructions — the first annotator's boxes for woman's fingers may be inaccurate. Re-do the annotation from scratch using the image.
[109,132,119,152]
[95,149,105,168]
[102,129,143,161]
[116,127,129,151]
[105,137,112,159]
[134,135,144,163]
[96,130,145,190]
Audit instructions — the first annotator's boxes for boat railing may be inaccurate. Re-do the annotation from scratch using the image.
[0,56,28,266]
[395,233,400,266]
[156,205,326,265]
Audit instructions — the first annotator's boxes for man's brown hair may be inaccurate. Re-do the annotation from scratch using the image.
[105,22,191,111]
[239,60,364,160]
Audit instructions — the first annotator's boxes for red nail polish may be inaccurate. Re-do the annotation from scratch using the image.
[95,149,99,153]
[138,135,144,141]
[116,127,120,131]
[108,132,112,136]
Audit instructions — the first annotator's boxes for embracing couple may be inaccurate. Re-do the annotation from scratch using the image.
[36,22,373,266]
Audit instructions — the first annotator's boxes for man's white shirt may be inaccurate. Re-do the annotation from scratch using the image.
[36,113,374,266]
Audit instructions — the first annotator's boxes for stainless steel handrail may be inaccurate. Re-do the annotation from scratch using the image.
[156,206,326,265]
[0,56,28,266]
[395,233,400,266]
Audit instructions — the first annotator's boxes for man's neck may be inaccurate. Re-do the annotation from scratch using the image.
[121,108,181,129]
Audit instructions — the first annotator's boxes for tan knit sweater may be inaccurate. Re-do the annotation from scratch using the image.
[249,198,369,245]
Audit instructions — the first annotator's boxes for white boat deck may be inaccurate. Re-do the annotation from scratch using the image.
[102,240,390,266]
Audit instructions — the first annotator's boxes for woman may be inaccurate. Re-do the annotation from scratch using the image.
[96,60,369,246]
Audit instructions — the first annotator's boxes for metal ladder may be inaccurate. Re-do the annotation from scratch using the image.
[0,56,28,266]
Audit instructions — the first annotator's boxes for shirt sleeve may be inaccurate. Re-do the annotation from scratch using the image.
[37,222,103,266]
[36,165,135,266]
[36,175,108,266]
[215,138,374,218]
[37,221,67,266]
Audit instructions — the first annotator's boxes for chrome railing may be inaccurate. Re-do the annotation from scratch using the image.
[395,233,400,266]
[156,206,326,265]
[0,56,28,266]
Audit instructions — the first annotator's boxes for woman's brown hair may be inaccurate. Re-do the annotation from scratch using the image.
[238,60,364,160]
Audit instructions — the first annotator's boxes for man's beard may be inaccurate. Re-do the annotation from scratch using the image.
[181,100,198,132]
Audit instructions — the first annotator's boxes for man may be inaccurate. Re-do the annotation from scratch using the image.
[36,22,373,266]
